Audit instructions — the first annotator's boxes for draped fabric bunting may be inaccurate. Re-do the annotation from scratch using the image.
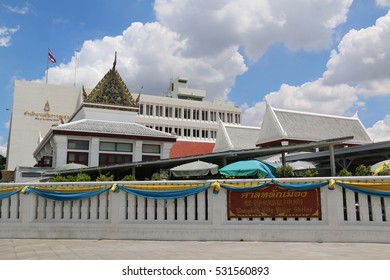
[336,181,390,197]
[3,179,390,201]
[116,184,210,200]
[0,187,22,200]
[23,186,111,201]
[217,180,329,193]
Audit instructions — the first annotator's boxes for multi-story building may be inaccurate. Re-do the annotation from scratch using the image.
[136,77,242,142]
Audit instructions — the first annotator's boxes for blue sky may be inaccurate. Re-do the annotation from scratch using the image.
[1,0,390,156]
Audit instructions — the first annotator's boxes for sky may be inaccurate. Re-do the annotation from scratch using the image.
[1,0,390,157]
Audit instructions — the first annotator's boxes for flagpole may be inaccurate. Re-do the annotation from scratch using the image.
[46,48,49,84]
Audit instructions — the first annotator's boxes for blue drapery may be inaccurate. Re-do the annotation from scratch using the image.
[27,186,111,201]
[117,184,210,200]
[336,181,390,197]
[219,180,328,192]
[0,188,21,200]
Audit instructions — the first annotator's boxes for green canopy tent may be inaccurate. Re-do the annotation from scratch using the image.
[219,160,275,178]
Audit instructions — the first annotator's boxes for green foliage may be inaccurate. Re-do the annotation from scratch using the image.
[50,171,91,182]
[354,164,372,176]
[95,172,115,181]
[377,169,390,176]
[0,155,6,170]
[151,172,161,181]
[337,168,352,176]
[303,168,318,177]
[121,174,136,181]
[276,165,294,178]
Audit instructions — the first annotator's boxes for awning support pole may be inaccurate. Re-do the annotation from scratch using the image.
[329,145,336,176]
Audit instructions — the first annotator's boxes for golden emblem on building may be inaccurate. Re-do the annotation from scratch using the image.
[44,101,50,112]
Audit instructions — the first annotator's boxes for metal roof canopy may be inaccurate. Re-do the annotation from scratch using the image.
[46,136,354,177]
[286,139,390,173]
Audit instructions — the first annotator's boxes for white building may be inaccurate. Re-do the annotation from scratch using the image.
[7,73,242,170]
[6,81,81,169]
[33,60,176,169]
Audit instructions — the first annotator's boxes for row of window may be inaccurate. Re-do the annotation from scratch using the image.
[139,104,241,124]
[146,125,217,139]
[66,140,161,166]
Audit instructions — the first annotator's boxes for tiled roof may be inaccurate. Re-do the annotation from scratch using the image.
[256,105,373,146]
[213,122,260,152]
[54,119,176,140]
[225,125,261,150]
[170,141,215,158]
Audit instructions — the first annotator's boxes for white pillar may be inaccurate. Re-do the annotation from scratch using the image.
[134,140,143,162]
[90,137,100,167]
[53,135,67,167]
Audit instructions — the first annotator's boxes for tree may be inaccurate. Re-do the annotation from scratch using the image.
[354,164,372,176]
[0,155,6,170]
[276,165,294,178]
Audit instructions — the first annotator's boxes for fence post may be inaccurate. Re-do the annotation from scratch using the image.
[325,182,343,226]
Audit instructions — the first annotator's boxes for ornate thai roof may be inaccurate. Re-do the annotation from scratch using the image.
[256,104,373,146]
[84,53,139,107]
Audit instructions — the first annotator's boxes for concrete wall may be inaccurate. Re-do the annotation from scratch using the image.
[1,178,390,243]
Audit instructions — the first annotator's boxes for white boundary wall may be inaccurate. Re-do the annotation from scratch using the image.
[1,178,390,243]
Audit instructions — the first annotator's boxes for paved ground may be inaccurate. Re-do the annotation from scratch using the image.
[0,239,390,259]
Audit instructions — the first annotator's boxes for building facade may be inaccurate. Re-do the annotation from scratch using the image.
[7,75,242,170]
[33,60,176,169]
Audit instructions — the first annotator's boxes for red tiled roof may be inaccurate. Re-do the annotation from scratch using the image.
[170,141,215,158]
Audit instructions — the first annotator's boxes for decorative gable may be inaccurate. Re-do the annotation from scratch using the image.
[84,53,139,107]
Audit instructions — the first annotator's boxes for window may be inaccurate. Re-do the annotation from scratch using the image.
[165,106,172,117]
[210,112,217,122]
[235,114,241,124]
[201,110,208,121]
[67,152,89,165]
[175,107,182,118]
[99,142,133,166]
[100,142,133,152]
[156,105,163,117]
[99,154,132,166]
[184,108,190,119]
[67,140,89,150]
[193,109,199,120]
[142,144,160,154]
[146,104,153,116]
[142,144,161,162]
[139,104,144,115]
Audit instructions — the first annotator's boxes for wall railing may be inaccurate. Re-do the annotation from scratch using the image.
[1,177,390,243]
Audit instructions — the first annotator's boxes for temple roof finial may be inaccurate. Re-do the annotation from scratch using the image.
[112,51,117,70]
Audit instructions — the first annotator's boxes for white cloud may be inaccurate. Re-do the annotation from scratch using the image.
[44,22,247,101]
[241,80,361,126]
[155,0,352,61]
[376,0,390,7]
[242,9,390,126]
[2,3,30,14]
[323,11,390,96]
[0,136,6,157]
[367,115,390,141]
[42,0,352,102]
[0,25,20,47]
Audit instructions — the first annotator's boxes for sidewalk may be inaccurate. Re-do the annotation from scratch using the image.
[1,239,390,260]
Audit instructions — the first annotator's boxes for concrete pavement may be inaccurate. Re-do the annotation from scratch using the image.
[1,239,390,259]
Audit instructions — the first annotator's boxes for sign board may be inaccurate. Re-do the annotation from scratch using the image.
[228,184,321,219]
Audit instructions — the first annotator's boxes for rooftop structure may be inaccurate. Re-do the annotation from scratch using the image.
[256,103,373,147]
[213,120,261,153]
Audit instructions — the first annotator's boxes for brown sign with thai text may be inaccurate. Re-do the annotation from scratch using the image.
[228,184,321,219]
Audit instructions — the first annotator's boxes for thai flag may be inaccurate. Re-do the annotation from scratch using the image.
[48,49,56,64]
